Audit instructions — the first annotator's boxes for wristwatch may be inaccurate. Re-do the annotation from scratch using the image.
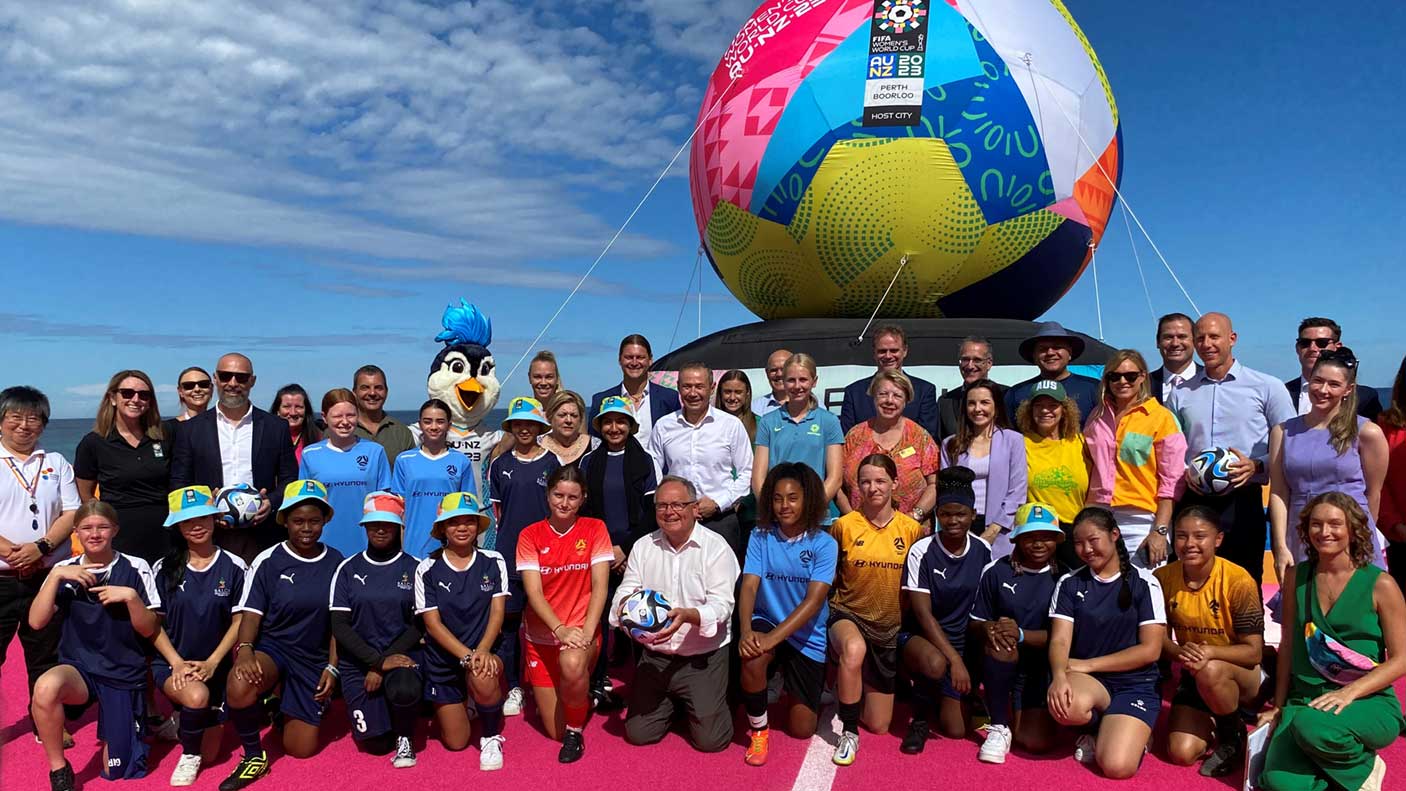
[34,537,53,555]
[459,653,474,668]
[1154,524,1169,537]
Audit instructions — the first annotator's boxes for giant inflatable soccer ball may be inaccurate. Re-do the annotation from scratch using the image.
[689,0,1121,320]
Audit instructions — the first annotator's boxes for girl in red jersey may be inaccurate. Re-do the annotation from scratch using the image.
[517,465,613,763]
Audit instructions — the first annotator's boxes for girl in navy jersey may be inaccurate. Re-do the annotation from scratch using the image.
[970,502,1063,764]
[898,466,990,754]
[29,500,161,791]
[151,486,248,787]
[328,492,424,769]
[487,396,560,717]
[416,492,509,771]
[1048,507,1167,779]
[220,480,344,791]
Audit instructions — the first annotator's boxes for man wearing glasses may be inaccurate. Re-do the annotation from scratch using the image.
[1286,317,1382,419]
[169,353,298,562]
[937,336,1008,440]
[1168,313,1296,589]
[609,476,740,754]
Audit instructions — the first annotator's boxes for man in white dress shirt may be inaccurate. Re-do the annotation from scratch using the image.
[610,476,739,752]
[1151,312,1200,405]
[646,362,754,559]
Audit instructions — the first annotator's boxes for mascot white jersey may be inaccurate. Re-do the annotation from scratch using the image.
[425,299,502,507]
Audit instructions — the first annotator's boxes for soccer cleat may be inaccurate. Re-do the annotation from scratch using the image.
[169,753,202,786]
[1073,734,1097,765]
[150,714,181,742]
[833,730,859,766]
[900,719,930,754]
[218,752,270,791]
[978,724,1013,764]
[744,728,769,766]
[1198,738,1242,778]
[558,729,585,764]
[49,762,76,791]
[591,680,623,713]
[479,735,505,771]
[391,736,417,769]
[503,687,525,717]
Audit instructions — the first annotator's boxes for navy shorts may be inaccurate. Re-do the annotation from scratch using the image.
[152,660,228,713]
[1097,672,1161,729]
[424,666,468,705]
[62,666,149,780]
[258,642,328,726]
[341,663,423,740]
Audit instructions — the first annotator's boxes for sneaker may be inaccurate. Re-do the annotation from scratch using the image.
[1073,734,1096,765]
[150,714,180,742]
[744,728,770,766]
[49,762,76,791]
[218,752,270,791]
[1199,723,1245,778]
[479,735,504,771]
[978,724,1012,764]
[1361,754,1386,791]
[833,730,859,766]
[590,681,623,713]
[558,729,585,764]
[169,753,202,786]
[503,687,525,717]
[900,720,930,755]
[391,736,417,769]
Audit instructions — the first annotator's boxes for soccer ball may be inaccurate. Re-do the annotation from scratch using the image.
[690,0,1121,320]
[619,589,673,643]
[215,483,264,527]
[1187,448,1237,496]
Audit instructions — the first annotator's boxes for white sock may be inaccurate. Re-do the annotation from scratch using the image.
[748,713,768,731]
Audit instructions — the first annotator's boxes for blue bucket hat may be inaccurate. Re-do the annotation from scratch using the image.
[592,394,638,434]
[1019,321,1086,364]
[164,486,223,527]
[500,396,550,432]
[277,479,334,525]
[1012,502,1064,541]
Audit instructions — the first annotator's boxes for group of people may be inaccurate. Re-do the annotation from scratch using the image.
[2,313,1404,791]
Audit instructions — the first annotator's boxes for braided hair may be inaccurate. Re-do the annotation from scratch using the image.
[1072,506,1133,610]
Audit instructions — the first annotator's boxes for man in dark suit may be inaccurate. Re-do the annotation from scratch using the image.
[937,336,1008,440]
[169,353,298,562]
[839,324,939,439]
[1286,317,1382,420]
[588,334,680,439]
[1149,312,1199,405]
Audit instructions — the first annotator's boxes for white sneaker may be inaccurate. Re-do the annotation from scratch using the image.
[151,714,180,742]
[391,736,416,769]
[480,734,504,771]
[1073,733,1097,764]
[978,724,1012,764]
[1361,754,1386,791]
[832,730,859,766]
[168,753,201,787]
[503,687,525,717]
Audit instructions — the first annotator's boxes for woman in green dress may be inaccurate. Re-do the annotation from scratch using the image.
[1259,491,1405,791]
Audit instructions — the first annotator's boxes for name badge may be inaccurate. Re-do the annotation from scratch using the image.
[153,445,165,459]
[897,446,916,459]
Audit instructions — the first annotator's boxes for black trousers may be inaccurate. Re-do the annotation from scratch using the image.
[701,510,745,564]
[0,569,62,709]
[1387,541,1406,595]
[1176,484,1269,589]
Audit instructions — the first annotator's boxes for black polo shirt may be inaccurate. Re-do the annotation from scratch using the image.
[73,429,172,509]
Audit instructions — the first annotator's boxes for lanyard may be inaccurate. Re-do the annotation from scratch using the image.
[4,453,44,533]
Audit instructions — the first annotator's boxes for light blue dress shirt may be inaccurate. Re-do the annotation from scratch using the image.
[1166,359,1296,485]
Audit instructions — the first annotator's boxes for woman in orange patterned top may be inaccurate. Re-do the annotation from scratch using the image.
[838,371,938,524]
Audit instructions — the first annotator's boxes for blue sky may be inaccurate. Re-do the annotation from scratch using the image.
[2,1,1400,419]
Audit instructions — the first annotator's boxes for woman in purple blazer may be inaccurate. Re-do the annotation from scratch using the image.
[940,379,1027,557]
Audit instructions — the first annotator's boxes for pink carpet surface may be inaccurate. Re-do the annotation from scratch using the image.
[3,585,1403,791]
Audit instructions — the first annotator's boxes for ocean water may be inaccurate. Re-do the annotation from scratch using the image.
[35,409,510,461]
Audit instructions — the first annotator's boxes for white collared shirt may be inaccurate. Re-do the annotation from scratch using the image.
[645,406,754,511]
[1291,376,1313,415]
[0,444,79,570]
[609,524,739,656]
[216,403,255,488]
[623,382,656,439]
[1158,360,1199,403]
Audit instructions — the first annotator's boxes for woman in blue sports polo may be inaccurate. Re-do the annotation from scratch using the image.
[29,500,161,791]
[220,480,344,791]
[151,486,248,787]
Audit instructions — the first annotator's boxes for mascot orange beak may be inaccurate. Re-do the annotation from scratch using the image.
[455,379,484,411]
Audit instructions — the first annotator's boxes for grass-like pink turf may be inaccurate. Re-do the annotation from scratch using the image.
[3,585,1402,791]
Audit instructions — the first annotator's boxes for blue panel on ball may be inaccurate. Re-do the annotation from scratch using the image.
[936,218,1091,319]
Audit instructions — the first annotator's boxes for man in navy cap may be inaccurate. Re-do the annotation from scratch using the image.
[1003,322,1100,420]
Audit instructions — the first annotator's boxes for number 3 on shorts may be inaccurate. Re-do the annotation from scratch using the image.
[353,709,367,733]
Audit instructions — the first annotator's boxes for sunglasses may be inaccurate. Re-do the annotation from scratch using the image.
[1317,349,1358,369]
[116,388,153,401]
[216,370,252,384]
[1104,371,1142,384]
[1295,337,1335,350]
[179,379,212,391]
